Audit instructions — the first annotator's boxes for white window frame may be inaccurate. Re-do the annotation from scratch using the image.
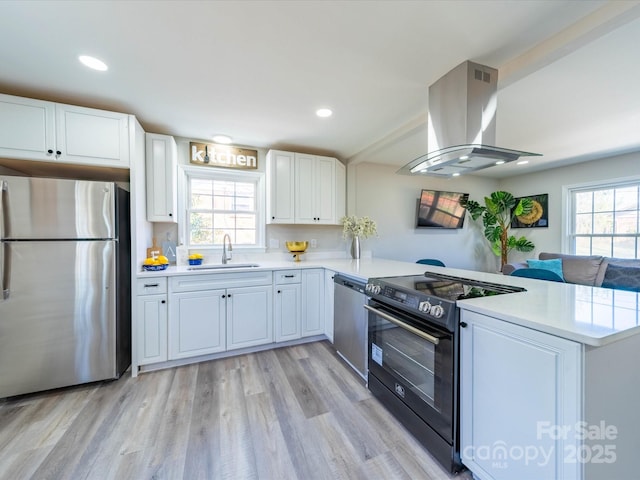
[177,165,266,253]
[562,175,640,258]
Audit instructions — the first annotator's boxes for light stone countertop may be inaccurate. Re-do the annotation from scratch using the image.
[137,256,640,347]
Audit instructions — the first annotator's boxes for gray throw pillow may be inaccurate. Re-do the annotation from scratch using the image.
[602,264,640,292]
[539,253,603,286]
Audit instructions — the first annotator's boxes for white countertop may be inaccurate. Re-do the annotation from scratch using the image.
[137,257,640,347]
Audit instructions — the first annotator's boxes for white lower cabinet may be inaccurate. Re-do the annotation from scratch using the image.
[137,269,329,370]
[460,310,582,480]
[301,269,325,336]
[169,289,226,359]
[137,294,168,365]
[275,283,302,342]
[227,285,273,349]
[136,278,168,366]
[274,270,302,342]
[274,269,326,342]
[167,272,273,361]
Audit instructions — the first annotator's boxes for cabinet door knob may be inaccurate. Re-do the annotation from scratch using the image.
[55,150,62,157]
[169,213,173,217]
[277,290,281,294]
[227,294,231,298]
[47,149,53,155]
[272,216,275,220]
[161,300,166,304]
[222,294,226,298]
[460,322,468,328]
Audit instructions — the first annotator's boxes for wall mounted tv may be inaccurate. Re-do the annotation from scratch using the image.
[416,189,469,229]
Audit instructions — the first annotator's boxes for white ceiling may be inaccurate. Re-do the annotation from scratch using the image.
[1,0,639,178]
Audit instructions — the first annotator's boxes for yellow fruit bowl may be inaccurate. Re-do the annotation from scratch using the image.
[286,241,309,262]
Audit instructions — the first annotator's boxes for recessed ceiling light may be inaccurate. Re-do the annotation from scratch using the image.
[78,55,108,71]
[517,160,529,165]
[212,135,232,144]
[452,173,461,177]
[316,108,333,118]
[459,155,469,161]
[495,160,505,165]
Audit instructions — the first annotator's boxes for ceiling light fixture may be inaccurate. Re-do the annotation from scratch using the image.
[452,173,461,177]
[78,55,108,71]
[316,108,332,118]
[495,160,505,165]
[517,160,529,165]
[212,135,232,144]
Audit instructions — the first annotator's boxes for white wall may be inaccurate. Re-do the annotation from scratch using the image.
[498,151,639,264]
[352,162,501,271]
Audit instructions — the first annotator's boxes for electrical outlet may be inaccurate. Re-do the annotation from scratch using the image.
[310,239,317,248]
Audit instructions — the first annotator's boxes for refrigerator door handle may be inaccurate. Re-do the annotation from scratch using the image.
[0,179,6,240]
[1,242,8,300]
[1,181,9,300]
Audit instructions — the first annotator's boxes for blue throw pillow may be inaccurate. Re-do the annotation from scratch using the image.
[527,258,565,281]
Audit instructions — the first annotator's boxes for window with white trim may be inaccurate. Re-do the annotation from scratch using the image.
[185,169,263,248]
[567,180,639,258]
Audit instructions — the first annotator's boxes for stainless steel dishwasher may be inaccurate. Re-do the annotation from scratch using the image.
[333,274,368,380]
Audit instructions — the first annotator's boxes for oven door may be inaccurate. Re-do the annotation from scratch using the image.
[366,300,454,443]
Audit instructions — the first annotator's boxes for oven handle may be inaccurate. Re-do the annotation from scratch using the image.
[364,304,440,345]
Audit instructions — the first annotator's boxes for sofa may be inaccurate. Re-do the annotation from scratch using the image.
[502,252,640,291]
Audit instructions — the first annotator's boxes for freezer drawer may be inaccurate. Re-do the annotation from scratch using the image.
[0,240,117,398]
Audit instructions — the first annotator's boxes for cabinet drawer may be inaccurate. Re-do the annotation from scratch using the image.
[137,277,167,295]
[170,271,272,292]
[274,270,301,284]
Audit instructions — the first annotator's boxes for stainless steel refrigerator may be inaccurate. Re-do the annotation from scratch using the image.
[0,175,131,398]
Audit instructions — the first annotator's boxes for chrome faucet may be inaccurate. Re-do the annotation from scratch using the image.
[222,233,233,264]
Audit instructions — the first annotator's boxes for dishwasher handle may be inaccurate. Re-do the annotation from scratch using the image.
[334,275,366,294]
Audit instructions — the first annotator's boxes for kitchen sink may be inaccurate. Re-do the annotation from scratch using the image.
[187,263,261,271]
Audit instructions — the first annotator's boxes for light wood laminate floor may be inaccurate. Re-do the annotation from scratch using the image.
[0,341,471,479]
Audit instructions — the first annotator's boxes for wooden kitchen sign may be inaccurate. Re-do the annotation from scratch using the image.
[189,142,258,170]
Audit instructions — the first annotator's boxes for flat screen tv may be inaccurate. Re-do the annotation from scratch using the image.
[416,189,469,229]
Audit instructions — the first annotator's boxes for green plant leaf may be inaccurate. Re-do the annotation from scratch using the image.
[514,237,535,252]
[490,241,502,257]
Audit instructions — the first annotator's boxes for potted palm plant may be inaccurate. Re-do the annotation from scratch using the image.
[463,191,535,270]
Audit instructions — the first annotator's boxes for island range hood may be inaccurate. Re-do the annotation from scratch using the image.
[398,61,541,177]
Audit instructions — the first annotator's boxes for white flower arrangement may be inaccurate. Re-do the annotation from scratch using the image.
[340,215,378,239]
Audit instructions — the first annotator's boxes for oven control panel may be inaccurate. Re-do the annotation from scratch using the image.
[367,282,448,315]
[366,279,452,325]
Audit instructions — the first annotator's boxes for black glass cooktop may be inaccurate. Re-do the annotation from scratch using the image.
[378,272,525,302]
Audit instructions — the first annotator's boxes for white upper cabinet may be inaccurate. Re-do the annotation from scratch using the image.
[266,149,345,225]
[0,95,55,161]
[55,104,129,167]
[0,93,130,168]
[295,154,336,224]
[266,150,296,223]
[145,133,177,222]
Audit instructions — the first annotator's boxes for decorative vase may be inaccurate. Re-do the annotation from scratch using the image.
[350,236,361,260]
